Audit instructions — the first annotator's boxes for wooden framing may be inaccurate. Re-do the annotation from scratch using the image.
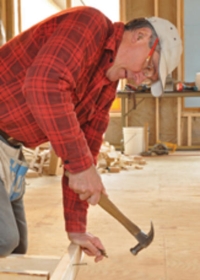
[4,0,15,41]
[66,0,71,8]
[51,243,84,280]
[119,0,185,145]
[0,243,83,280]
[17,0,21,33]
[0,0,7,43]
[0,0,22,42]
[117,90,200,149]
[181,112,200,146]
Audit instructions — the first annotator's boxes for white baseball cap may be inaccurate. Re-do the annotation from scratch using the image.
[146,17,182,97]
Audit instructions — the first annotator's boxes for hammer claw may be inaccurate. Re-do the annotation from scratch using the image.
[130,221,154,255]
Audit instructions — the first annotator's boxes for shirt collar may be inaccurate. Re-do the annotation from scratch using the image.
[104,22,124,58]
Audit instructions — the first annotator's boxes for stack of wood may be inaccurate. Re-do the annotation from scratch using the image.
[23,142,51,177]
[97,141,147,174]
[23,140,147,177]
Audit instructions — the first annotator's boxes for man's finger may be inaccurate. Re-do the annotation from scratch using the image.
[102,187,108,197]
[79,191,91,201]
[81,248,93,256]
[95,255,104,263]
[87,193,100,205]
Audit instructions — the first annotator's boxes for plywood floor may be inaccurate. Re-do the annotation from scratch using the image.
[17,152,200,279]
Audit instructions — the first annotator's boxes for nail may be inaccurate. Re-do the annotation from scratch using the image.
[73,262,88,266]
[97,248,108,258]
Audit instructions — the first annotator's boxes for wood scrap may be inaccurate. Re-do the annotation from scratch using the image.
[23,143,51,176]
[106,167,121,173]
[97,141,147,173]
[23,139,147,177]
[135,165,143,170]
[26,170,39,178]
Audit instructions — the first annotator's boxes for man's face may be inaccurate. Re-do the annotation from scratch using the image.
[131,38,159,85]
[106,31,160,86]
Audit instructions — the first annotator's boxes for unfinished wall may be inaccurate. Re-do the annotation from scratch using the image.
[105,0,194,148]
[0,0,16,42]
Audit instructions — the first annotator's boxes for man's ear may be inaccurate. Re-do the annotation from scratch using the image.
[131,28,151,43]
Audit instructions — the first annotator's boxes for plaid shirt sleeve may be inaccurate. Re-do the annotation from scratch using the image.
[62,82,118,232]
[62,174,88,232]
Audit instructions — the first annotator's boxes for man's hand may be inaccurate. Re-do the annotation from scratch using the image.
[67,165,107,205]
[68,232,106,262]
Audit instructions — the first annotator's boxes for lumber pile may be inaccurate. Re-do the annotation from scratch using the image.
[22,140,147,177]
[23,143,52,177]
[97,141,146,173]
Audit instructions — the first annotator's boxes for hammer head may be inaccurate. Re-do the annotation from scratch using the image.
[130,222,154,255]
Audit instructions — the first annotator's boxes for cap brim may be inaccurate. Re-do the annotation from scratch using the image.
[151,51,167,97]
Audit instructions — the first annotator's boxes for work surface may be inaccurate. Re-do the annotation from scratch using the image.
[23,152,200,280]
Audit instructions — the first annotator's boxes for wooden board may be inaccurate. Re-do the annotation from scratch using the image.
[0,244,83,280]
[0,255,59,275]
[51,243,83,280]
[0,270,50,280]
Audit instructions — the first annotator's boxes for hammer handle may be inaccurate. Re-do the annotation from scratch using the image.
[98,194,141,236]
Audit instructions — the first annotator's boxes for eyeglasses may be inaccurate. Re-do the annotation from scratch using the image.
[142,38,159,79]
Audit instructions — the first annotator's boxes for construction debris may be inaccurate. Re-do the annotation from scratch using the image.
[23,142,51,176]
[97,141,147,173]
[23,140,147,177]
[135,165,143,170]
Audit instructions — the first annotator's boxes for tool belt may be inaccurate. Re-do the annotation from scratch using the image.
[0,130,28,201]
[0,129,22,147]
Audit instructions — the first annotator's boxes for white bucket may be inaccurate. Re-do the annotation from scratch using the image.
[123,127,146,155]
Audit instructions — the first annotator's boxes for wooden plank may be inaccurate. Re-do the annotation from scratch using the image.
[182,112,200,117]
[17,0,22,33]
[155,97,159,142]
[50,244,83,280]
[0,0,7,44]
[0,270,50,280]
[0,254,59,276]
[158,0,177,24]
[66,0,71,8]
[144,122,149,151]
[187,115,192,146]
[0,245,83,280]
[121,0,154,22]
[176,0,184,81]
[4,0,15,41]
[177,97,182,146]
[119,0,126,22]
[0,0,6,37]
[154,0,159,16]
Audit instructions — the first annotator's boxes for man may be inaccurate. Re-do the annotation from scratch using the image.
[0,6,182,262]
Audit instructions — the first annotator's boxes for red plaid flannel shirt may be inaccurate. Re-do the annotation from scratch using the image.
[0,6,124,232]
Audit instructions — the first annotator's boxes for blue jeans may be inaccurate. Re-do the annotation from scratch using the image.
[0,137,28,256]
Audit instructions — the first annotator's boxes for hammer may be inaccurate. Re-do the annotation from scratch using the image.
[98,193,154,255]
